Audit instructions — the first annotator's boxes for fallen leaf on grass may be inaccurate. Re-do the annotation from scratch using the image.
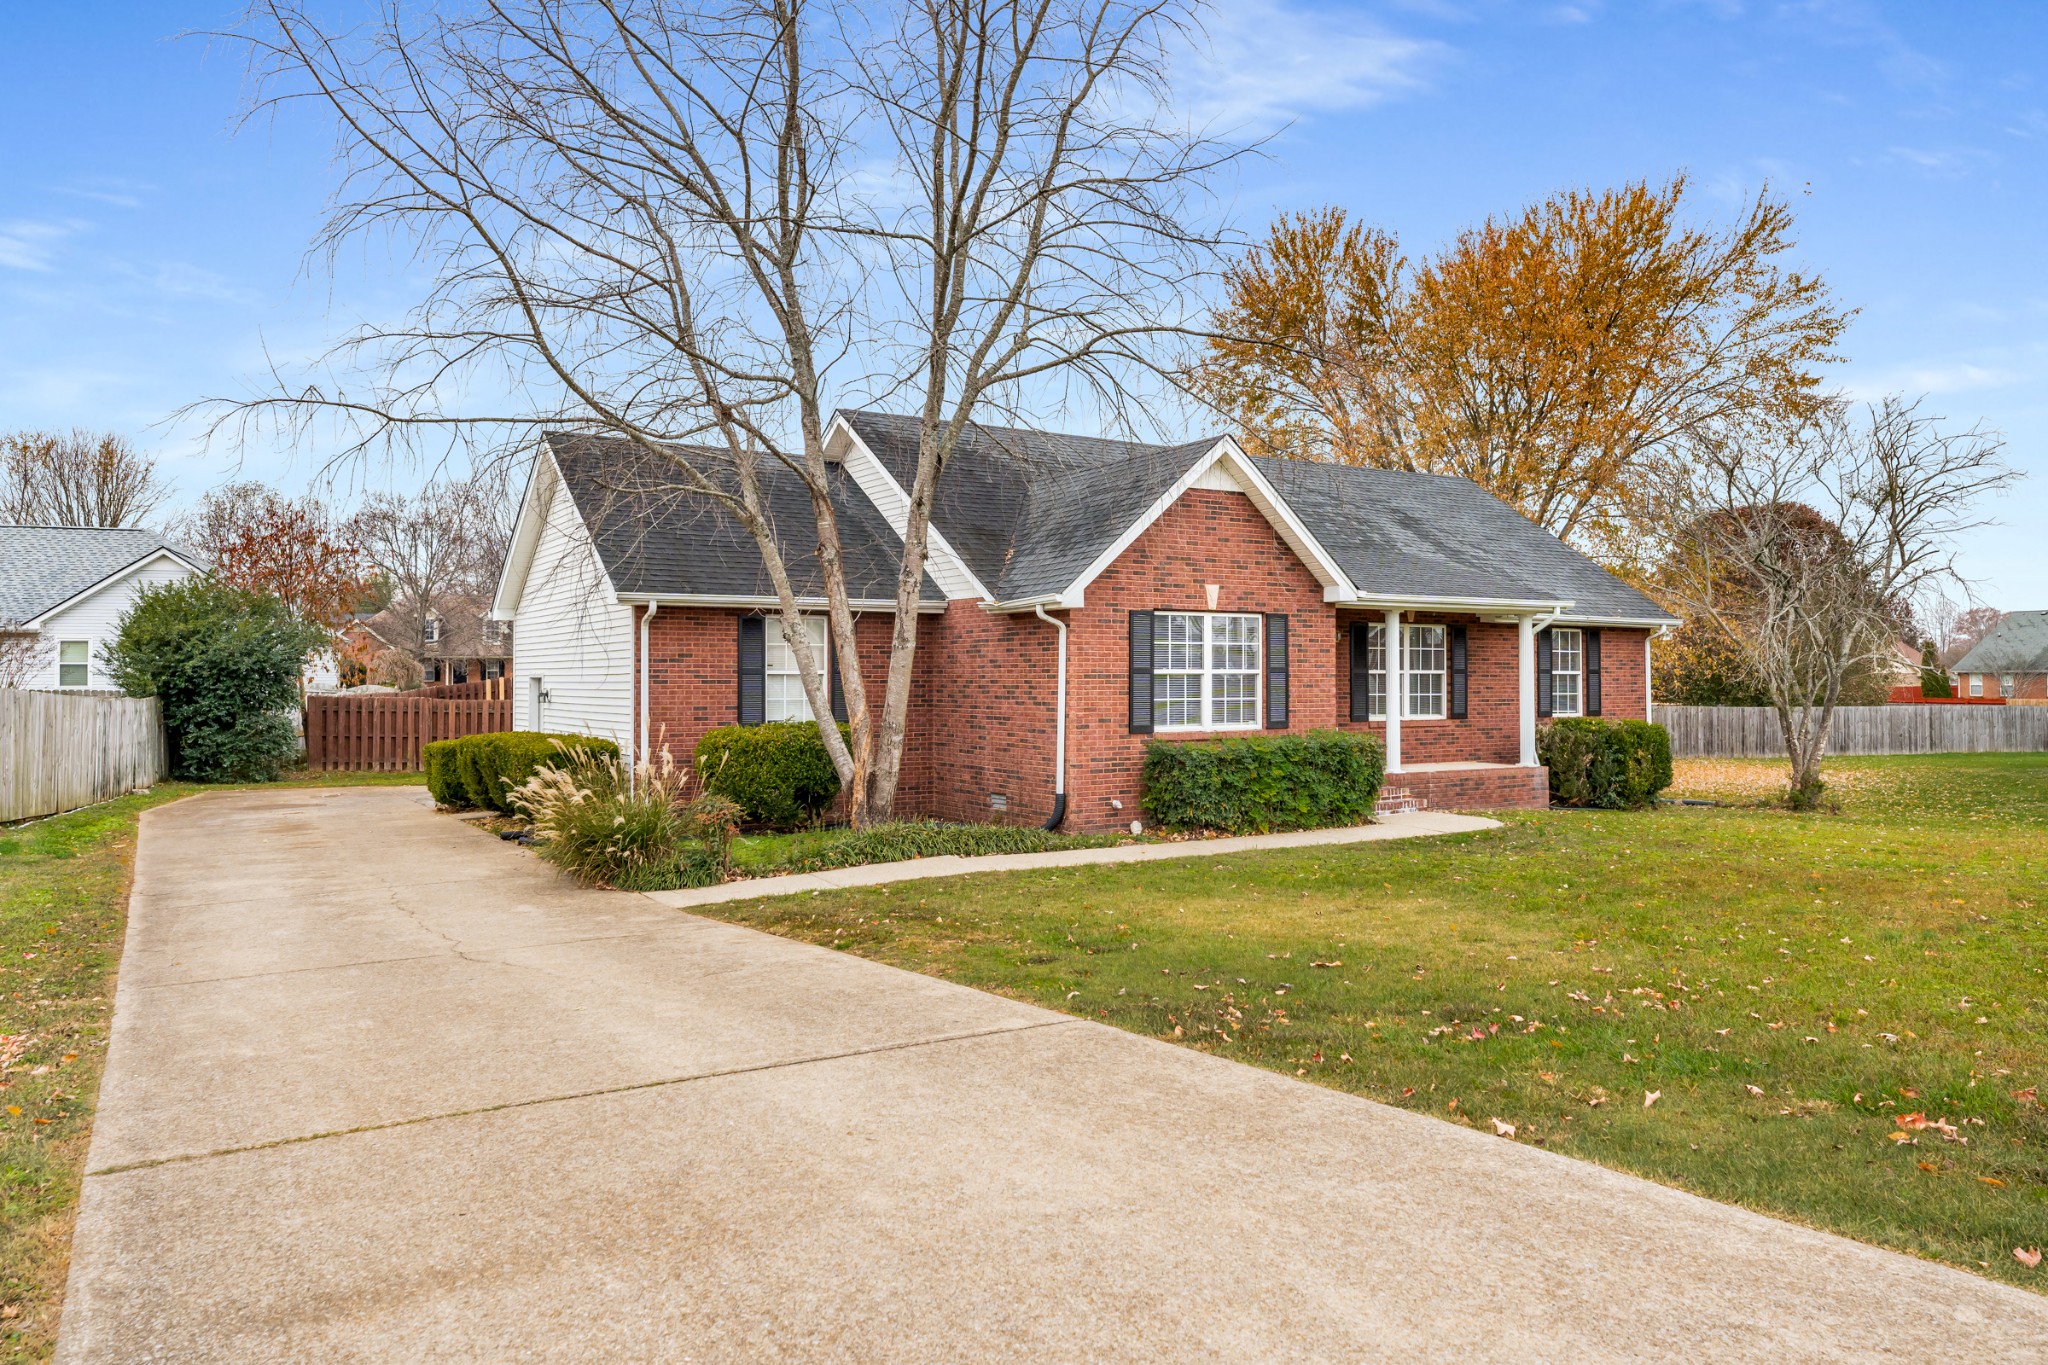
[1644,1091,1661,1109]
[1310,960,1342,968]
[1888,1132,1915,1144]
[1492,1118,1516,1138]
[2015,1087,2038,1105]
[2017,1248,2043,1269]
[1745,1084,1765,1097]
[1917,1161,1939,1173]
[1979,1177,2007,1188]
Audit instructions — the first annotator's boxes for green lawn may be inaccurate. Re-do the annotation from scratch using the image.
[0,770,421,1361]
[689,753,2048,1291]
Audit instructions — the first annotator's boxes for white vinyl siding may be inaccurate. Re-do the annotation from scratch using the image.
[1404,624,1446,720]
[766,617,827,722]
[1550,627,1583,718]
[509,460,634,750]
[1154,611,1260,732]
[30,552,194,690]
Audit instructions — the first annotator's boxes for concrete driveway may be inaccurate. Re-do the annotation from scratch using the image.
[61,787,2048,1361]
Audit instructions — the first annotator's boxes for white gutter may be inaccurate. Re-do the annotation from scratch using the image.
[1033,605,1069,830]
[638,601,658,782]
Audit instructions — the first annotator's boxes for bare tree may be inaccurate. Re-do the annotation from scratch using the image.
[215,0,1235,825]
[346,481,505,655]
[0,633,51,689]
[1655,397,2016,807]
[0,430,170,528]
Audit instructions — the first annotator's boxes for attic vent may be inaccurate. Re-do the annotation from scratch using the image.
[989,793,1008,812]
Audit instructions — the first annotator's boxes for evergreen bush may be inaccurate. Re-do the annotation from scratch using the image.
[423,732,620,812]
[1537,718,1673,810]
[695,721,845,828]
[1140,730,1385,835]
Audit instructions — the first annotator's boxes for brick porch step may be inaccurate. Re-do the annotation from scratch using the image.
[1375,787,1428,817]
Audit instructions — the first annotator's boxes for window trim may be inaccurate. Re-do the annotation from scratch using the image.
[1403,623,1448,721]
[1969,673,1984,697]
[1153,610,1263,733]
[1550,627,1584,718]
[57,639,90,689]
[764,615,829,723]
[422,617,442,645]
[2000,673,2016,698]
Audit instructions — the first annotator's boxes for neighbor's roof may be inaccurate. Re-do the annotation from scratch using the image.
[838,410,1674,621]
[1952,611,2048,674]
[0,525,197,628]
[545,434,945,603]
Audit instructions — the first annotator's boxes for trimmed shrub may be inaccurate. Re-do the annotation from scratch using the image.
[102,577,327,783]
[1140,730,1386,835]
[1537,718,1673,810]
[695,721,846,829]
[783,820,1113,872]
[425,732,621,812]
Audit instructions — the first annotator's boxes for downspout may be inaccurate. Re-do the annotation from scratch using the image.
[638,601,658,787]
[1033,605,1068,830]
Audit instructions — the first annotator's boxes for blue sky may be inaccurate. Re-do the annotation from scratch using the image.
[3,1,2044,605]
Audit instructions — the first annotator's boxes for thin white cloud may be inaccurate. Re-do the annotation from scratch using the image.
[0,219,77,272]
[1183,0,1446,132]
[1883,144,1995,178]
[1843,357,2026,401]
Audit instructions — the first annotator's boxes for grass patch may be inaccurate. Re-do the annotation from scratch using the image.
[0,767,421,1359]
[687,753,2048,1292]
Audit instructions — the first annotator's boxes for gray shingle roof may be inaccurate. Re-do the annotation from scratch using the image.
[1953,611,2048,674]
[0,526,194,628]
[546,434,944,603]
[839,410,1673,621]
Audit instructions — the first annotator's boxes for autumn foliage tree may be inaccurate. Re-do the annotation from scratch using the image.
[180,482,368,629]
[1193,177,1851,563]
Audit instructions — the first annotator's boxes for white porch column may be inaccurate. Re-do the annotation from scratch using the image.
[1384,608,1403,774]
[1518,616,1537,767]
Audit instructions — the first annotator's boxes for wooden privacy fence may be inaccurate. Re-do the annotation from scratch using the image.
[1653,704,2048,758]
[416,678,510,701]
[304,694,513,771]
[1,688,166,822]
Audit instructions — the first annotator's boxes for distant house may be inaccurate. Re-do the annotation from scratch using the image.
[1952,612,2048,700]
[343,596,512,687]
[0,526,202,689]
[492,412,1679,828]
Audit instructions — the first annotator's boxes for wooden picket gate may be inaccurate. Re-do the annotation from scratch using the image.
[303,694,513,772]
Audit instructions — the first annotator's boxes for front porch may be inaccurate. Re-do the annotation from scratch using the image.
[1376,761,1550,814]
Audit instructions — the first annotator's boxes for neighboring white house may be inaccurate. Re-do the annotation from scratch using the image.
[489,446,635,752]
[0,527,203,689]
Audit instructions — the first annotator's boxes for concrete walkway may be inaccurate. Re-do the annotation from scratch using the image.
[646,808,1498,908]
[61,787,2048,1362]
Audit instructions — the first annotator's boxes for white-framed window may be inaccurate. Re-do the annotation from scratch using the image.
[58,640,89,689]
[1550,627,1584,718]
[1969,673,1984,697]
[484,659,504,681]
[423,617,442,645]
[1362,622,1388,720]
[2001,674,2016,698]
[1154,611,1261,731]
[1404,624,1447,720]
[766,616,828,722]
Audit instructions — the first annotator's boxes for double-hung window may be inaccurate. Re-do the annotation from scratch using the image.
[1969,673,1984,697]
[1549,627,1584,717]
[765,617,828,722]
[1154,612,1260,731]
[2001,674,2017,698]
[58,640,89,689]
[1404,624,1447,719]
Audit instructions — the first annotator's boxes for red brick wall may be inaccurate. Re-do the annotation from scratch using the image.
[1056,488,1338,832]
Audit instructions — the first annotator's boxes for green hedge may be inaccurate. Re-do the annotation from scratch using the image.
[1537,718,1673,810]
[1140,729,1385,835]
[782,820,1113,872]
[695,721,846,829]
[424,732,621,813]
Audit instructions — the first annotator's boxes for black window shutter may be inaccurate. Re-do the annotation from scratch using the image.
[829,629,849,723]
[1536,628,1554,719]
[1264,614,1289,729]
[737,616,766,725]
[1448,624,1468,720]
[1128,610,1154,734]
[1585,628,1603,717]
[1349,622,1373,722]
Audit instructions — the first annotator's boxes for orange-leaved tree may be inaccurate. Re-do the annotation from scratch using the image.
[181,482,368,630]
[1193,176,1851,564]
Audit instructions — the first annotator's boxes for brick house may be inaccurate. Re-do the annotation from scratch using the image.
[491,413,1679,832]
[1952,611,2048,700]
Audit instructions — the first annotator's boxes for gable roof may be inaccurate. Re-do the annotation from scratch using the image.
[0,526,200,628]
[1953,611,2048,674]
[543,434,944,605]
[838,410,1674,622]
